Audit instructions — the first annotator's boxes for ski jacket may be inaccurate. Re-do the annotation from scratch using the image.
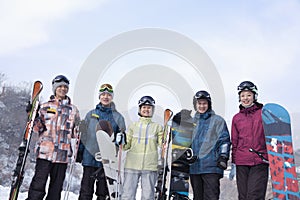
[34,95,80,163]
[79,102,126,167]
[123,117,163,171]
[190,110,231,175]
[231,103,267,166]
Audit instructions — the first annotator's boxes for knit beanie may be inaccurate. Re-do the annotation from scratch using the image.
[52,81,69,94]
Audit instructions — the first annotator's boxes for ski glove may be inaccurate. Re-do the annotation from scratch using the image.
[115,132,126,146]
[95,152,102,162]
[217,156,228,170]
[76,150,83,163]
[26,101,32,113]
[26,101,40,118]
[229,164,236,180]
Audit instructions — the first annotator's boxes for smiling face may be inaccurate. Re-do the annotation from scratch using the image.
[239,90,255,107]
[140,105,153,117]
[100,92,113,107]
[55,85,69,100]
[196,99,209,114]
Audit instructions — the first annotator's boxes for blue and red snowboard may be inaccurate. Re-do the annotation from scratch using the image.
[262,103,300,199]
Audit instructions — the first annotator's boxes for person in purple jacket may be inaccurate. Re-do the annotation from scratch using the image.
[231,81,269,200]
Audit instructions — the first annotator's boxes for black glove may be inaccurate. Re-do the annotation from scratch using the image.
[26,101,32,113]
[173,109,193,125]
[217,156,228,170]
[76,149,83,163]
[26,101,40,119]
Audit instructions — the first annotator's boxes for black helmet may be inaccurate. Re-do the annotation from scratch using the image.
[237,81,258,100]
[138,96,155,107]
[193,90,212,111]
[138,96,155,117]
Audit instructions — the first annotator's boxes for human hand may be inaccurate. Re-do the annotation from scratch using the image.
[95,152,102,162]
[229,164,236,180]
[115,132,126,145]
[217,156,228,170]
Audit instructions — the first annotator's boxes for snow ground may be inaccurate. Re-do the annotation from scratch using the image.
[1,171,234,199]
[1,185,143,200]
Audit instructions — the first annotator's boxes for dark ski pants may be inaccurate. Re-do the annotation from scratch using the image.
[190,173,222,200]
[27,158,67,200]
[78,166,109,200]
[236,164,269,200]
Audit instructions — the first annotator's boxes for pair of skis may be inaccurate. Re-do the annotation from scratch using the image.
[9,81,43,200]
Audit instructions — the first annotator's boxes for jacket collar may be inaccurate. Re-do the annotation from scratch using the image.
[96,103,112,112]
[194,109,214,120]
[49,95,71,105]
[139,117,152,123]
[239,102,263,114]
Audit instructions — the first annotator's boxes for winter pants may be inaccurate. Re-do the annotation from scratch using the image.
[26,158,67,200]
[190,173,222,200]
[236,164,269,200]
[78,166,109,200]
[122,169,157,200]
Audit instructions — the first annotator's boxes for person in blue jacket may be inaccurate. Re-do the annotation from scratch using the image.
[77,83,126,200]
[189,90,231,200]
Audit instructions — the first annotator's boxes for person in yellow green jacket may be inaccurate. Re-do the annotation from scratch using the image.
[117,96,163,200]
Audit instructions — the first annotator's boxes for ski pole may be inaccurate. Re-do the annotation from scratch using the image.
[116,144,122,200]
[63,122,81,200]
[249,148,269,164]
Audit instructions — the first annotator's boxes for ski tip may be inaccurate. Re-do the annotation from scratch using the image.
[34,80,43,87]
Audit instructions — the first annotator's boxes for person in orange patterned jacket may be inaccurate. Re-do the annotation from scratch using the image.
[26,75,80,200]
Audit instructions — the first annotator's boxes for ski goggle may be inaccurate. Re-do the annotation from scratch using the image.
[99,84,113,93]
[52,75,70,85]
[138,96,155,106]
[237,82,257,93]
[194,91,210,100]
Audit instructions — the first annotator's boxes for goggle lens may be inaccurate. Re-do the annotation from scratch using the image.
[194,91,210,99]
[138,97,155,106]
[99,84,113,93]
[52,76,69,84]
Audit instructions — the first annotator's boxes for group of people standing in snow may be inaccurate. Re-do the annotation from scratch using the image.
[25,74,268,200]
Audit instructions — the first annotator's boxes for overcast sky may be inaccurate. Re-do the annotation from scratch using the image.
[1,0,300,127]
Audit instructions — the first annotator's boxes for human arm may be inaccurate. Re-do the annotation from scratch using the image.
[122,125,133,151]
[231,117,238,164]
[71,108,81,139]
[216,118,231,170]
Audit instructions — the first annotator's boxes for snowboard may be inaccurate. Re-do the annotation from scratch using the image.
[262,103,300,200]
[95,120,121,199]
[168,110,196,200]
